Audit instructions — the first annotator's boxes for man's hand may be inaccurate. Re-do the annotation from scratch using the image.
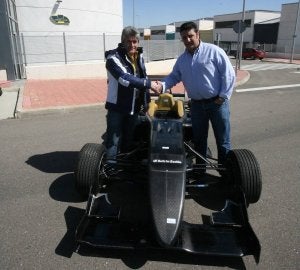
[214,96,225,105]
[150,81,163,94]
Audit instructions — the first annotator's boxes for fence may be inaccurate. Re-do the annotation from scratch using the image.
[20,33,186,65]
[19,33,300,66]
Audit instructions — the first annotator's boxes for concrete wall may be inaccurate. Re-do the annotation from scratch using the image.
[277,2,300,52]
[214,11,280,44]
[16,0,123,35]
[12,0,123,79]
[252,11,281,24]
[23,59,179,80]
[25,61,107,79]
[266,52,300,60]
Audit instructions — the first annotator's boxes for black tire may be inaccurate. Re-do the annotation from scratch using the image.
[75,143,105,197]
[226,149,262,204]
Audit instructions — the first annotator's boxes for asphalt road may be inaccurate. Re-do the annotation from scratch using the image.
[0,63,299,269]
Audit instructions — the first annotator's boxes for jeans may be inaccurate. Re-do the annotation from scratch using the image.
[105,109,139,164]
[191,99,231,166]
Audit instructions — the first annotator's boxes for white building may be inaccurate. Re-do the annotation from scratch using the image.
[146,18,214,41]
[213,10,281,51]
[16,0,123,35]
[137,18,214,48]
[0,0,123,80]
[276,2,300,54]
[150,24,176,40]
[174,18,214,42]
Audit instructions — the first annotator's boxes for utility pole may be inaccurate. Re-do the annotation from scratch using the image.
[235,0,246,75]
[133,0,135,27]
[239,0,246,69]
[290,0,300,63]
[235,23,241,75]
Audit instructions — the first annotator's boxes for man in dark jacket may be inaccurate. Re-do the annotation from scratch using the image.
[105,26,160,166]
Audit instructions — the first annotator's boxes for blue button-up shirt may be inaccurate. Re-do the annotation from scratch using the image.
[163,42,236,100]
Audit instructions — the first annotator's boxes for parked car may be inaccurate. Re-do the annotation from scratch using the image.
[242,48,266,60]
[229,48,266,60]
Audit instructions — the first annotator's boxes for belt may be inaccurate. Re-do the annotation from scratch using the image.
[191,96,219,104]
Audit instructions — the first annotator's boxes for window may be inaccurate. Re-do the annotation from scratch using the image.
[215,19,251,29]
[151,30,165,35]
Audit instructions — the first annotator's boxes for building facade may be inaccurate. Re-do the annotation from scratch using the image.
[213,10,281,52]
[0,0,123,80]
[174,18,214,42]
[277,2,300,54]
[1,1,299,81]
[16,0,122,35]
[0,0,22,80]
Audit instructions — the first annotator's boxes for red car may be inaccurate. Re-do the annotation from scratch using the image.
[242,48,266,60]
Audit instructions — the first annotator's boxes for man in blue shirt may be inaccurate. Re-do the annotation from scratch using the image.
[160,21,236,174]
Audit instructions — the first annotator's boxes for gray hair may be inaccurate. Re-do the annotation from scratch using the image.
[121,26,140,43]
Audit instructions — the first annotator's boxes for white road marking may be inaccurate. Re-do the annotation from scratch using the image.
[240,63,300,71]
[236,84,300,92]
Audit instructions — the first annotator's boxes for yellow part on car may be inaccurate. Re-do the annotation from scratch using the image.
[148,93,184,118]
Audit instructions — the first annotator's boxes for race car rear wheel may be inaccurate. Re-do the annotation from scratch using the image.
[75,143,105,197]
[226,149,262,204]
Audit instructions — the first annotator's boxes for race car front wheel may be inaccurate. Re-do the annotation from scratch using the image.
[226,149,262,204]
[75,143,105,197]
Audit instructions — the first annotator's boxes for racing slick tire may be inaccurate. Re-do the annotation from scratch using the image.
[226,149,262,204]
[75,143,105,197]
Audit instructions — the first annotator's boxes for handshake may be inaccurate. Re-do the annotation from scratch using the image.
[150,80,163,94]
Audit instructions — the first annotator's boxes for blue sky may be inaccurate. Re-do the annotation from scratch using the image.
[123,0,295,28]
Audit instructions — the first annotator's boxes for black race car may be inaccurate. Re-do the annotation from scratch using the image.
[74,93,262,263]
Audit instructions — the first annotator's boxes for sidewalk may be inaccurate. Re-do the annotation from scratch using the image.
[0,57,299,119]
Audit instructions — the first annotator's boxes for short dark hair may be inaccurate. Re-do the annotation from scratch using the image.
[179,21,198,33]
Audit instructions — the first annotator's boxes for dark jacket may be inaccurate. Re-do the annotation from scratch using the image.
[105,43,151,115]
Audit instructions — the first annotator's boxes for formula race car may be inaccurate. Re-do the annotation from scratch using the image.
[74,93,262,263]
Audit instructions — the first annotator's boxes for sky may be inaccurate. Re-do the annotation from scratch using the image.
[123,0,296,28]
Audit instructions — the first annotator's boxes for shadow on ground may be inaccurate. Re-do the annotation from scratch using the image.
[26,151,78,173]
[54,178,248,269]
[27,151,249,269]
[56,206,246,269]
[26,151,85,202]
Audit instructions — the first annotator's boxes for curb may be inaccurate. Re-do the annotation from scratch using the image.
[16,102,104,118]
[0,87,20,120]
[235,70,250,88]
[14,71,250,118]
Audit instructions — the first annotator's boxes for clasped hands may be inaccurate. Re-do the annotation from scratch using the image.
[150,80,163,94]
